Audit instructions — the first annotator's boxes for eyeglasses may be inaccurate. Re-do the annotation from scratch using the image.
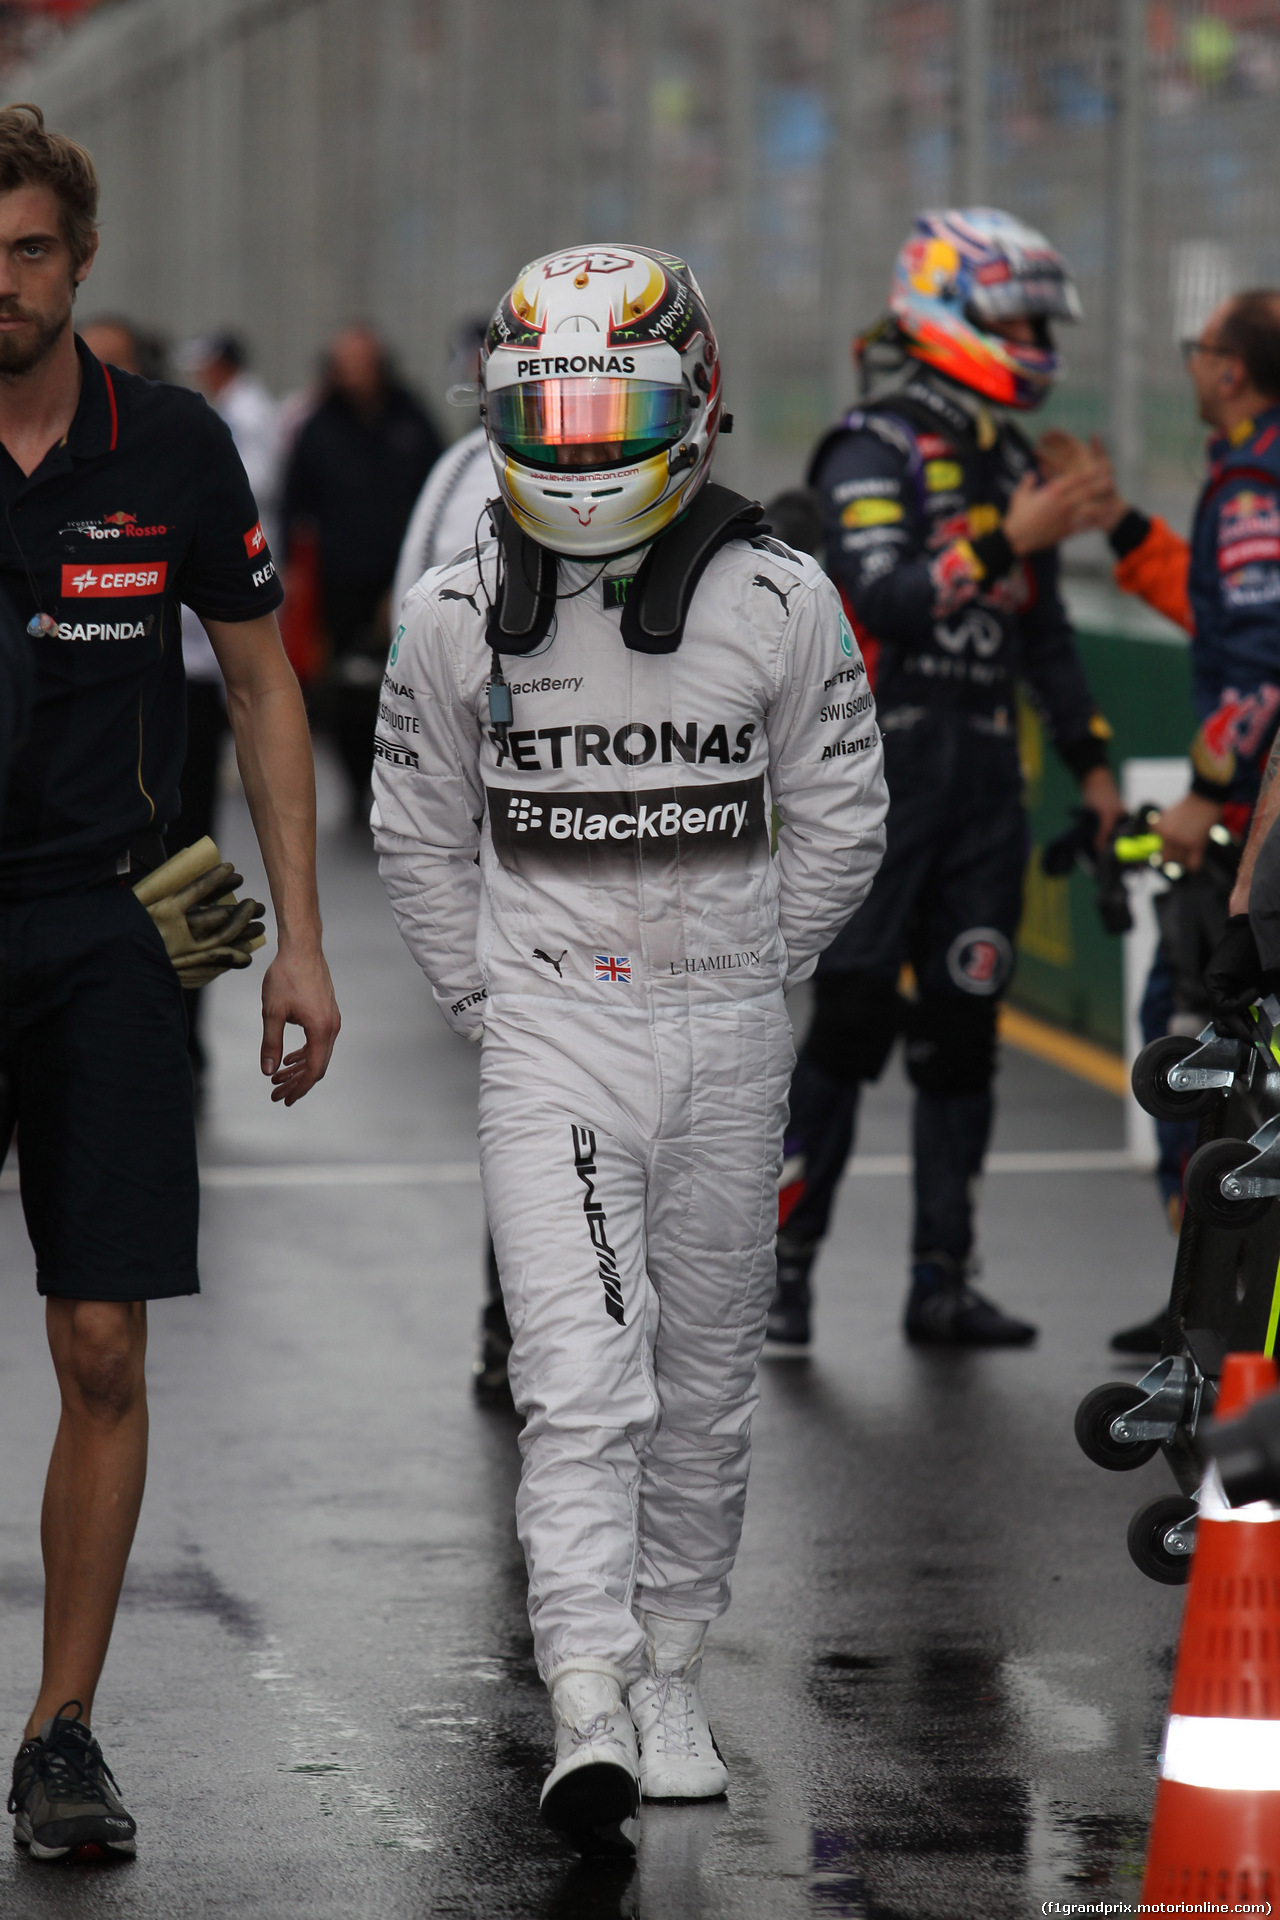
[1180,337,1237,366]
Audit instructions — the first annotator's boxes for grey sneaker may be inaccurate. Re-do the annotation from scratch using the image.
[9,1700,137,1861]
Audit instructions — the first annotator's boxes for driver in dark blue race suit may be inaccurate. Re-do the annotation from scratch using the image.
[768,209,1124,1351]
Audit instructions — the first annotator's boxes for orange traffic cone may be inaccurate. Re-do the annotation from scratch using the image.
[1141,1352,1280,1908]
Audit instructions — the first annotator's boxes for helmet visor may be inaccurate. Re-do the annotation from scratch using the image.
[487,377,691,468]
[968,269,1082,327]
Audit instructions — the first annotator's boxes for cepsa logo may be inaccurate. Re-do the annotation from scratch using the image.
[61,563,168,598]
[244,522,267,557]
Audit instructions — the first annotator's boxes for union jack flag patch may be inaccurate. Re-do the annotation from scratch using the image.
[595,954,631,984]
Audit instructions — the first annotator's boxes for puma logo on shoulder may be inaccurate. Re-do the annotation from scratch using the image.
[752,574,791,615]
[440,587,480,612]
[533,948,567,977]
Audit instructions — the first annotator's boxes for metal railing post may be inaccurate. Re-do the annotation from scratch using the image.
[631,0,661,251]
[1108,0,1146,498]
[957,0,989,205]
[824,0,873,421]
[553,0,586,247]
[446,0,479,328]
[724,0,758,491]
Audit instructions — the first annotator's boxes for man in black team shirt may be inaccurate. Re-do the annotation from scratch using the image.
[0,106,340,1862]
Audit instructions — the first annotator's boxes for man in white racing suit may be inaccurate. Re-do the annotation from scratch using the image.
[391,419,489,619]
[390,320,511,1402]
[392,319,493,621]
[373,246,887,1854]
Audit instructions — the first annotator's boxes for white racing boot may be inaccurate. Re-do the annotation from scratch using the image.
[629,1614,729,1801]
[539,1667,640,1855]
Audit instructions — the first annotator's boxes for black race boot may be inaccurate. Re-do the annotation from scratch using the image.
[1109,1309,1167,1356]
[765,1242,813,1352]
[474,1237,514,1408]
[473,1299,514,1408]
[904,1259,1037,1348]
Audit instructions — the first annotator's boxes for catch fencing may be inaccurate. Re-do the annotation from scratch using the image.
[14,0,1280,515]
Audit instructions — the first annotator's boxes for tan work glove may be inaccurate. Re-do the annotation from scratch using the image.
[132,835,267,989]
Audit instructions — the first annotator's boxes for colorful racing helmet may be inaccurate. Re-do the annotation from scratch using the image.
[888,208,1082,409]
[480,245,724,558]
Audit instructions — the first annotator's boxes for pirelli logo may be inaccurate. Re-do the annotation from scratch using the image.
[61,563,167,598]
[374,735,419,770]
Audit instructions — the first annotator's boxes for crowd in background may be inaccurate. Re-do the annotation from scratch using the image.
[78,312,447,818]
[72,313,449,1089]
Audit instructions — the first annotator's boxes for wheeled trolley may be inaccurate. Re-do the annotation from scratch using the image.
[1075,1001,1280,1582]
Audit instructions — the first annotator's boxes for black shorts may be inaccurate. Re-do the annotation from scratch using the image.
[0,886,199,1300]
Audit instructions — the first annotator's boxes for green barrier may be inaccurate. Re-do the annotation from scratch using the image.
[1012,581,1196,1052]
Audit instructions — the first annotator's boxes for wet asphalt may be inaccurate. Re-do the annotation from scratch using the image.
[0,754,1183,1919]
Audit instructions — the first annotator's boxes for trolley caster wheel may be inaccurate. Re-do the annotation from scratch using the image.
[1184,1138,1271,1231]
[1073,1382,1161,1470]
[1130,1035,1217,1123]
[1127,1494,1197,1585]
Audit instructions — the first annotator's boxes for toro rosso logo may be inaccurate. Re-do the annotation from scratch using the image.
[61,513,169,542]
[61,563,167,598]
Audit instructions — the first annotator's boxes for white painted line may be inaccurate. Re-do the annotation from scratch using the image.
[0,1150,1140,1196]
[995,1150,1138,1173]
[185,1149,1142,1190]
[249,1634,436,1850]
[197,1160,481,1189]
[848,1149,1137,1177]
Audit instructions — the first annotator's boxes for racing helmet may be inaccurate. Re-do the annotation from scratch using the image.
[480,245,724,558]
[888,208,1082,409]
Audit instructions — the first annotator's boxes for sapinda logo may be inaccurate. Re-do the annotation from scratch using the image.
[244,522,266,557]
[61,563,167,598]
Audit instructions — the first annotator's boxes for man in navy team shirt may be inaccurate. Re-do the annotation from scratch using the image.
[0,105,339,1861]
